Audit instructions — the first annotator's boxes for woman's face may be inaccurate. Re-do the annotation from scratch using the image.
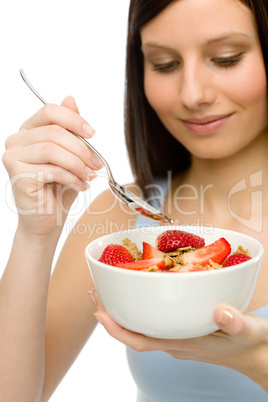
[141,0,267,159]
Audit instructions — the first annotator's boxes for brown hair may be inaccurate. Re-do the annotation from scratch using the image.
[125,0,268,198]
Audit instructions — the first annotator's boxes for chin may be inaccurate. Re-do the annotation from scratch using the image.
[183,143,243,161]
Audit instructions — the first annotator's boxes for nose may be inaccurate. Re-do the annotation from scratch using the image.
[180,63,216,110]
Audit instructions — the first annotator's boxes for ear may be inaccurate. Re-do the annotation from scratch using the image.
[61,96,80,114]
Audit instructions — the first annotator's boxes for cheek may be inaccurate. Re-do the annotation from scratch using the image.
[144,73,176,116]
[226,58,267,112]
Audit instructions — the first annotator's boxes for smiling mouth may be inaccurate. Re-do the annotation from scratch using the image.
[181,114,233,134]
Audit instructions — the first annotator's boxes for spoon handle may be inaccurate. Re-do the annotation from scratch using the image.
[19,69,113,180]
[20,69,48,105]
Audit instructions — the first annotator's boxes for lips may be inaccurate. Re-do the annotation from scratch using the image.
[181,114,233,135]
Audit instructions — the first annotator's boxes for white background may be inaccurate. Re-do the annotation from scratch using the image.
[0,0,137,400]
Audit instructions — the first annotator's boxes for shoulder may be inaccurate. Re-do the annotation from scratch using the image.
[54,183,140,283]
[58,183,141,265]
[76,183,142,241]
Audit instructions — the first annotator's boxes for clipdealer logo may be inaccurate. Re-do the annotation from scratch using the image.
[4,169,264,233]
[228,170,263,232]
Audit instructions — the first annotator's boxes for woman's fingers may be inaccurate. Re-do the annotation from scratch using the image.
[12,161,92,192]
[60,96,80,113]
[20,102,95,139]
[95,309,155,351]
[5,126,103,171]
[16,141,98,181]
[89,288,147,349]
[91,288,268,356]
[20,142,91,182]
[214,305,268,345]
[3,140,97,196]
[90,288,175,353]
[92,307,197,354]
[5,125,103,170]
[7,96,104,174]
[2,96,101,236]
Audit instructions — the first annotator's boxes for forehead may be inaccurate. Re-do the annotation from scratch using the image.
[140,0,256,46]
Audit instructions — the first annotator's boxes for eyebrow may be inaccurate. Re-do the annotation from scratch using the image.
[142,32,253,51]
[204,32,252,46]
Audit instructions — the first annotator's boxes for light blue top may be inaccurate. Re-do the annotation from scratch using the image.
[127,205,268,401]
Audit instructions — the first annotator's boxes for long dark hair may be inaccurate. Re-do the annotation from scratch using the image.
[125,0,268,198]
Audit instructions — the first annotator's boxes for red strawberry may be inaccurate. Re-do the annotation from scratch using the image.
[135,207,167,222]
[142,242,174,269]
[178,263,205,272]
[167,264,208,273]
[223,253,251,267]
[156,230,205,252]
[99,244,134,265]
[181,238,231,267]
[114,258,165,271]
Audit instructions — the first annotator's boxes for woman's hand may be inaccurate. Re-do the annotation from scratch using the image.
[2,96,102,238]
[90,288,268,392]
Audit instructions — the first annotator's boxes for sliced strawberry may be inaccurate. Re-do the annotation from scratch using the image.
[156,230,205,252]
[135,207,166,222]
[99,244,134,265]
[186,266,208,272]
[178,263,206,272]
[142,242,174,269]
[181,238,231,267]
[135,207,151,217]
[114,258,165,271]
[223,253,251,267]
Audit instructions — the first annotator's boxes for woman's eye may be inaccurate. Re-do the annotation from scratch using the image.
[152,61,179,72]
[213,54,244,68]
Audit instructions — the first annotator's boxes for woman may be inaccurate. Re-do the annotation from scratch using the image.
[1,0,268,401]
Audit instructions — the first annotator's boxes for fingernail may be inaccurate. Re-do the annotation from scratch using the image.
[94,313,104,325]
[218,309,233,325]
[83,123,95,138]
[92,155,103,169]
[63,95,75,102]
[85,167,97,181]
[82,181,90,191]
[88,290,96,305]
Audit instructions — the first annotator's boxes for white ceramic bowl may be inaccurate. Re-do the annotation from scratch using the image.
[85,226,263,339]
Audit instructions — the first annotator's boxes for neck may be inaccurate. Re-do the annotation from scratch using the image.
[188,129,268,199]
[170,129,268,229]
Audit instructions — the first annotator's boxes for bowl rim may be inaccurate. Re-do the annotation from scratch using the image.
[85,225,264,277]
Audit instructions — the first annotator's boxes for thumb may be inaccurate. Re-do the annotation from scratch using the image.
[214,305,247,337]
[214,304,268,344]
[61,96,80,114]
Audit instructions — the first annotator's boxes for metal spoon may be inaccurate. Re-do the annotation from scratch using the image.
[20,69,173,223]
